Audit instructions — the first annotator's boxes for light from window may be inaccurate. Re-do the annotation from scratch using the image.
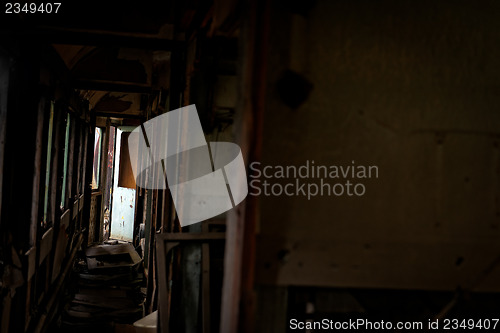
[91,128,102,190]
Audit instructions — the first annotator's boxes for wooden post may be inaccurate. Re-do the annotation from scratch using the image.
[98,119,110,243]
[82,111,96,246]
[219,1,269,332]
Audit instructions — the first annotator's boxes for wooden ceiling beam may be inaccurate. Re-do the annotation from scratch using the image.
[95,112,144,119]
[2,27,184,51]
[71,79,154,93]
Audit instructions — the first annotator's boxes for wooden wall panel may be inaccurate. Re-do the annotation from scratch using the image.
[88,192,101,245]
[255,0,500,291]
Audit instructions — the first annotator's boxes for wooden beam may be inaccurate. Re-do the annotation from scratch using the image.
[220,0,269,332]
[158,232,226,242]
[81,116,95,245]
[71,79,154,93]
[201,223,211,333]
[1,28,184,51]
[38,227,54,265]
[238,0,269,330]
[97,119,110,242]
[95,112,144,120]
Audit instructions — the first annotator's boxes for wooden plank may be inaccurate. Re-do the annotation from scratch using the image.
[78,271,137,282]
[1,293,12,333]
[85,243,142,271]
[81,121,92,244]
[72,199,79,220]
[25,280,32,331]
[66,115,75,204]
[29,96,46,246]
[158,232,226,242]
[25,246,37,281]
[95,112,144,119]
[71,79,153,93]
[66,307,142,320]
[51,225,68,283]
[79,194,84,212]
[220,2,269,333]
[201,224,211,333]
[61,209,70,229]
[77,288,128,298]
[45,106,63,297]
[88,192,102,244]
[7,28,184,51]
[207,218,226,226]
[155,229,226,332]
[86,243,136,256]
[255,236,500,292]
[156,237,178,333]
[34,234,84,333]
[97,120,110,243]
[38,227,54,265]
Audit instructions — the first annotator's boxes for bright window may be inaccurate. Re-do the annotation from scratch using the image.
[92,127,102,190]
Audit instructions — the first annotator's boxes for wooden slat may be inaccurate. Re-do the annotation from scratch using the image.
[67,115,75,204]
[8,28,184,51]
[1,292,12,333]
[158,232,226,242]
[60,209,70,229]
[38,227,54,265]
[51,225,69,283]
[156,239,179,333]
[72,200,79,220]
[86,243,136,256]
[79,194,84,212]
[220,2,269,333]
[201,224,211,333]
[30,97,46,246]
[85,243,142,271]
[25,246,37,280]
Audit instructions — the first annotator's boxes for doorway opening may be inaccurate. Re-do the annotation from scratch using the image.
[107,127,137,242]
